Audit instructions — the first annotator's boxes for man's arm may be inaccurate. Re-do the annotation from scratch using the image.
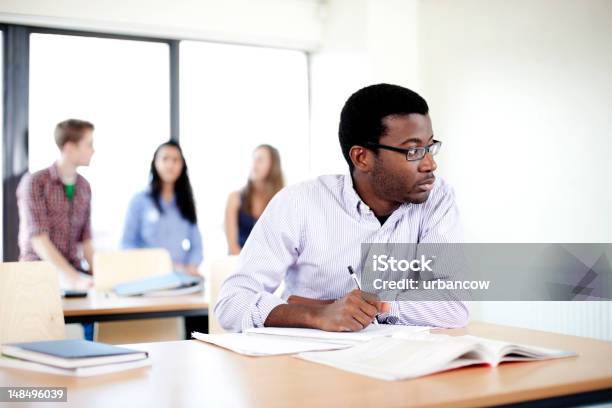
[287,295,334,306]
[379,180,469,328]
[31,234,91,289]
[267,290,389,332]
[215,187,385,332]
[82,239,94,274]
[78,181,94,275]
[17,174,90,289]
[214,189,297,332]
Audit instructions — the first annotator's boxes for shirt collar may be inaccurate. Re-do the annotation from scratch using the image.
[49,162,85,188]
[145,187,177,207]
[341,173,412,220]
[48,162,62,183]
[342,173,369,217]
[161,195,177,207]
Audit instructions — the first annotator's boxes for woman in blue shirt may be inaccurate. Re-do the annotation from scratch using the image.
[121,140,203,275]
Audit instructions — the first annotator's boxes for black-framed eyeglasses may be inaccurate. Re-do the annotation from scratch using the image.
[365,140,442,161]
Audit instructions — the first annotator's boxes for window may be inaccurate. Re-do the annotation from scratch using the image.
[0,30,3,257]
[180,41,309,259]
[29,33,170,250]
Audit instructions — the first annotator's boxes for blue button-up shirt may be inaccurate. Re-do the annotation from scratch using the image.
[121,191,203,266]
[215,174,468,332]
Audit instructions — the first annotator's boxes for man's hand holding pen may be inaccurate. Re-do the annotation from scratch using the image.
[288,290,390,332]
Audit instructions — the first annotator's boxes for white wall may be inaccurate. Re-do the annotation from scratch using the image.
[309,0,420,176]
[312,0,612,241]
[417,0,612,339]
[0,0,324,50]
[420,0,612,243]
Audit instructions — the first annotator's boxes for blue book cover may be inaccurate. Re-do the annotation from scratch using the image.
[113,273,202,296]
[1,339,149,369]
[5,339,143,359]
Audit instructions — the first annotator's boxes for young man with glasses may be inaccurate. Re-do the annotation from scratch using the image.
[216,84,468,332]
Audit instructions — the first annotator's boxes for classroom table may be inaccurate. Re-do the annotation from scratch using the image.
[62,290,208,324]
[1,321,611,407]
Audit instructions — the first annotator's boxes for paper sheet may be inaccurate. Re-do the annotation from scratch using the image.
[246,324,430,344]
[191,332,352,356]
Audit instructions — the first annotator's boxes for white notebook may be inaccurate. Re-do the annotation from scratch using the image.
[0,355,152,377]
[298,333,576,381]
[191,332,352,356]
[192,325,429,356]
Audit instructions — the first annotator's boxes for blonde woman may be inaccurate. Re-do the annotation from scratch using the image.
[225,144,284,254]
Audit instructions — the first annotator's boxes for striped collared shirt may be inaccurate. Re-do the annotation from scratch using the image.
[215,174,469,332]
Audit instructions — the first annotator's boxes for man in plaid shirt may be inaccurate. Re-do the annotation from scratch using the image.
[17,119,95,291]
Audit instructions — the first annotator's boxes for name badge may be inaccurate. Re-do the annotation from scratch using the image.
[146,209,160,223]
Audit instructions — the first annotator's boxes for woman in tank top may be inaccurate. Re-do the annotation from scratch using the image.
[224,144,284,255]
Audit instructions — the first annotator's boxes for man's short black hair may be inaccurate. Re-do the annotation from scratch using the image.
[339,83,429,171]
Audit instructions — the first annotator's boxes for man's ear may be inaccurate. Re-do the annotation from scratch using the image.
[61,142,75,155]
[349,145,374,173]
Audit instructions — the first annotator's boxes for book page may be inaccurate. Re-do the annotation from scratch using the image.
[298,337,479,381]
[460,335,576,364]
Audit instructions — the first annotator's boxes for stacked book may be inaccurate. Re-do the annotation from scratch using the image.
[0,339,151,377]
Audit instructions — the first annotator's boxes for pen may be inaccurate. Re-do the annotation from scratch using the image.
[347,266,379,325]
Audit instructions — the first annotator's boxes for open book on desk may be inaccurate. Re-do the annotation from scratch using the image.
[298,332,577,381]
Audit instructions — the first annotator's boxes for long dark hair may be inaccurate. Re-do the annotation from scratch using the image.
[149,140,198,224]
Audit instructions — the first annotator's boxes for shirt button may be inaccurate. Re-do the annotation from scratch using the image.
[182,239,191,251]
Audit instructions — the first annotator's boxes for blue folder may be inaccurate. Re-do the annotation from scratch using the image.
[113,273,202,296]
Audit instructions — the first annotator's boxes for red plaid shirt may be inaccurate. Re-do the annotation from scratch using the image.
[17,163,92,269]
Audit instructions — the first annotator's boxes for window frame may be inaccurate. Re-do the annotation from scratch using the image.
[1,24,179,261]
[1,23,311,261]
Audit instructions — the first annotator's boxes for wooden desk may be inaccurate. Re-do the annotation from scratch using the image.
[62,290,208,324]
[1,322,611,407]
